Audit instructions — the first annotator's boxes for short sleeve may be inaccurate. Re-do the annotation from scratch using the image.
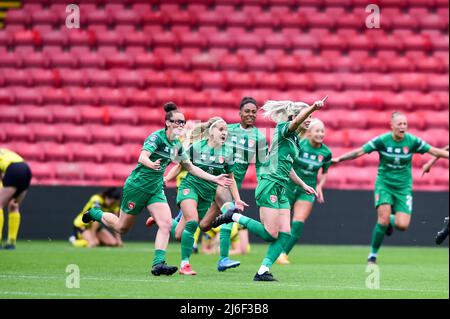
[142,133,160,153]
[412,135,431,154]
[278,122,295,139]
[362,136,382,154]
[321,151,332,174]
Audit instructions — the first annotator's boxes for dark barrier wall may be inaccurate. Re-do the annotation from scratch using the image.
[10,186,449,247]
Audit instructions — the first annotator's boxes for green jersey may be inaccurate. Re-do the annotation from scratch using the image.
[126,129,188,193]
[259,121,300,188]
[183,139,235,194]
[225,123,268,183]
[362,132,431,190]
[292,139,332,188]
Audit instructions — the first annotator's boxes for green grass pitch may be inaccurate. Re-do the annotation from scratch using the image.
[0,241,448,299]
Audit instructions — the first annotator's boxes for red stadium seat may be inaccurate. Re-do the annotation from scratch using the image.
[9,142,45,162]
[28,161,55,180]
[41,142,73,162]
[22,105,53,123]
[82,163,114,182]
[71,143,102,163]
[1,123,34,142]
[88,124,121,144]
[109,163,135,182]
[117,124,154,144]
[55,162,84,181]
[60,124,93,143]
[33,123,63,143]
[97,144,132,163]
[0,106,24,123]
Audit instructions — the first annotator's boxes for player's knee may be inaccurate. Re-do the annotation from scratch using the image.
[157,218,172,232]
[396,223,409,231]
[266,228,279,239]
[377,216,390,226]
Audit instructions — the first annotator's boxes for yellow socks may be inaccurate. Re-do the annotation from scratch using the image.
[0,208,4,243]
[7,211,20,245]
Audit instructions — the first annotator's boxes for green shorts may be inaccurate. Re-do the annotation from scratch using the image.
[287,184,316,206]
[374,182,413,214]
[121,183,167,215]
[255,178,290,210]
[177,181,215,219]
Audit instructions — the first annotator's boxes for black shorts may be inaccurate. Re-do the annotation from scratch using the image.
[2,162,32,198]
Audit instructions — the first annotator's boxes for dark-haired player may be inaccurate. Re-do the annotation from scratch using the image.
[82,103,233,276]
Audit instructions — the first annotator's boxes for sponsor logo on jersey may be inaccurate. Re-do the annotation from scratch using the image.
[150,135,157,142]
[128,202,135,210]
[387,147,393,153]
[311,155,316,160]
[183,189,190,195]
[394,148,401,154]
[403,147,409,154]
[318,155,324,162]
[270,195,277,203]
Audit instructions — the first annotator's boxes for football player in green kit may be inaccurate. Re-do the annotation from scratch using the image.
[174,117,247,275]
[332,111,449,264]
[213,97,327,281]
[148,96,268,272]
[82,103,233,276]
[277,118,332,265]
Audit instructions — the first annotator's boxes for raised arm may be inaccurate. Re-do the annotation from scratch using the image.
[332,147,367,164]
[288,96,327,132]
[422,145,449,175]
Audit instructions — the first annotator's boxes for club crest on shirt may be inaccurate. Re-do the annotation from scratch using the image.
[270,195,277,203]
[248,139,255,147]
[375,194,380,202]
[128,202,135,210]
[218,156,225,164]
[183,189,190,195]
[318,155,324,162]
[150,135,157,142]
[403,147,409,154]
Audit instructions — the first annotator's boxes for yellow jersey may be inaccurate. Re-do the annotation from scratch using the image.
[176,169,188,188]
[0,148,24,174]
[73,194,120,229]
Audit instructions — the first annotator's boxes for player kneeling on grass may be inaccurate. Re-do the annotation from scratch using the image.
[213,97,326,281]
[70,187,123,248]
[201,223,251,256]
[0,148,32,250]
[82,103,232,276]
[332,111,449,264]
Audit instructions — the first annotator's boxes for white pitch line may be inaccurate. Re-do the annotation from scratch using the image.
[0,274,447,294]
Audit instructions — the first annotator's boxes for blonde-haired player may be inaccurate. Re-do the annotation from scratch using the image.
[277,118,332,264]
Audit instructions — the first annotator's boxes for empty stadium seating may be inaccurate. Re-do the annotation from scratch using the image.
[0,0,448,190]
